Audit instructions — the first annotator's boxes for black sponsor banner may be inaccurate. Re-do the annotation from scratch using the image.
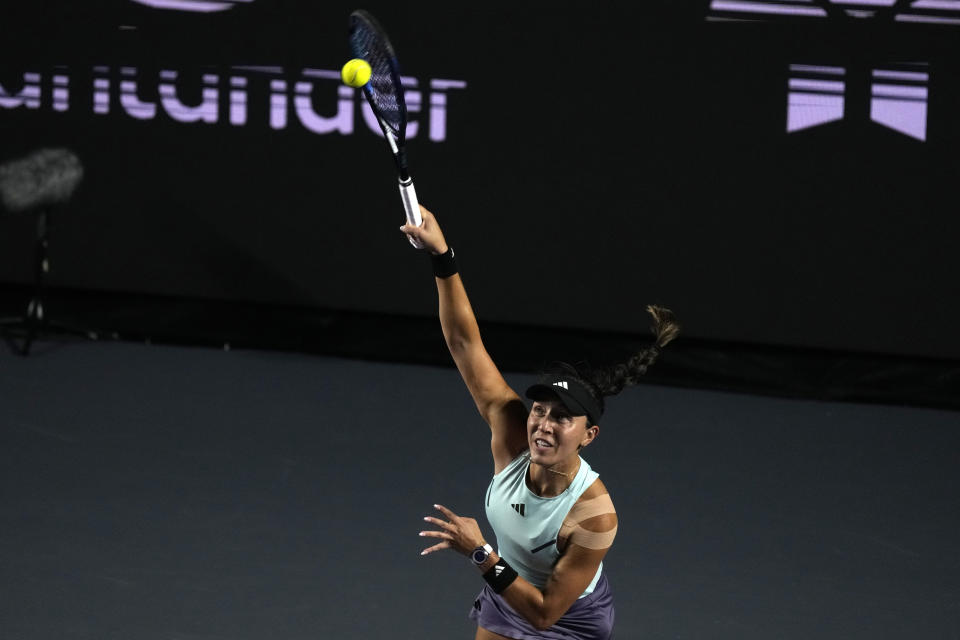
[1,2,958,359]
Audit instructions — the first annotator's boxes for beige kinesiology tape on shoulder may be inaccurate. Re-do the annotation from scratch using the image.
[568,524,618,550]
[558,494,618,551]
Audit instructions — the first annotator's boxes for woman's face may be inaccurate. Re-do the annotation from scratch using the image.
[527,398,596,465]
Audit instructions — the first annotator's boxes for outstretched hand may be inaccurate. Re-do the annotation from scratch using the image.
[419,504,487,557]
[401,205,449,255]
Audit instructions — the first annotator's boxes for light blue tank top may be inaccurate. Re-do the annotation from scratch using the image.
[484,451,602,598]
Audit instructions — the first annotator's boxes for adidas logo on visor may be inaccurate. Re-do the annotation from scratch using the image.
[553,381,569,390]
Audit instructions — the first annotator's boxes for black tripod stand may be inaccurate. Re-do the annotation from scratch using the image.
[0,148,96,355]
[1,208,99,355]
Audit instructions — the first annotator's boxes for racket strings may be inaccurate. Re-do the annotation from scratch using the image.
[349,13,406,138]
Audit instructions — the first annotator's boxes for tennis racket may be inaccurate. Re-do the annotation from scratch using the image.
[348,9,423,247]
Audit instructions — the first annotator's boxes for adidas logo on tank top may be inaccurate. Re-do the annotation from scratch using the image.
[485,451,603,595]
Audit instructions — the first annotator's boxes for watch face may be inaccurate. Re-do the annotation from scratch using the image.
[471,548,488,564]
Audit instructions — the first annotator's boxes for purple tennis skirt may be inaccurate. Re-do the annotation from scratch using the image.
[468,574,615,640]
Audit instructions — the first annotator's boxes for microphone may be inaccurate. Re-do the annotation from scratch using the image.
[0,148,84,213]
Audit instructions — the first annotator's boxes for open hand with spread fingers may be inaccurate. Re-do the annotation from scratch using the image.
[419,504,487,557]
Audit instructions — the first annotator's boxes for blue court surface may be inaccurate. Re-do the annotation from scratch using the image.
[2,340,958,639]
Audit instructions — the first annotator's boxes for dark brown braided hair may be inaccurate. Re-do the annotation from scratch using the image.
[537,305,680,420]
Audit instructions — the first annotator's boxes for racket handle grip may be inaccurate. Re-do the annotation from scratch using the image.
[399,177,423,248]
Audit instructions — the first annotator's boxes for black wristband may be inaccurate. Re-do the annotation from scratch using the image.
[482,558,518,594]
[431,247,458,279]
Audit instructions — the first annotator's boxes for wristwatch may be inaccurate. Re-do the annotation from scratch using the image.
[471,543,494,567]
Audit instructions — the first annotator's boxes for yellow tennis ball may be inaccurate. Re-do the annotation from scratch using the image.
[341,58,372,88]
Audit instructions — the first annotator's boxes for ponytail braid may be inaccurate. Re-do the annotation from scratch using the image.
[533,305,680,422]
[588,305,679,397]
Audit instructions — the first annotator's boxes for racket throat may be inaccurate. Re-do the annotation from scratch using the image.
[385,130,410,179]
[394,147,411,181]
[385,129,401,154]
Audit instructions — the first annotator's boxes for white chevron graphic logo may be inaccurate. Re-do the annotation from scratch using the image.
[130,0,255,13]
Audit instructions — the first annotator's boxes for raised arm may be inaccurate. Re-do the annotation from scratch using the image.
[402,205,528,472]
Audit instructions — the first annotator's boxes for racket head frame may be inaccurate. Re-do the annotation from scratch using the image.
[348,10,410,167]
[347,9,422,243]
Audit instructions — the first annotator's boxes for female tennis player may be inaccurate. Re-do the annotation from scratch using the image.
[402,205,678,640]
